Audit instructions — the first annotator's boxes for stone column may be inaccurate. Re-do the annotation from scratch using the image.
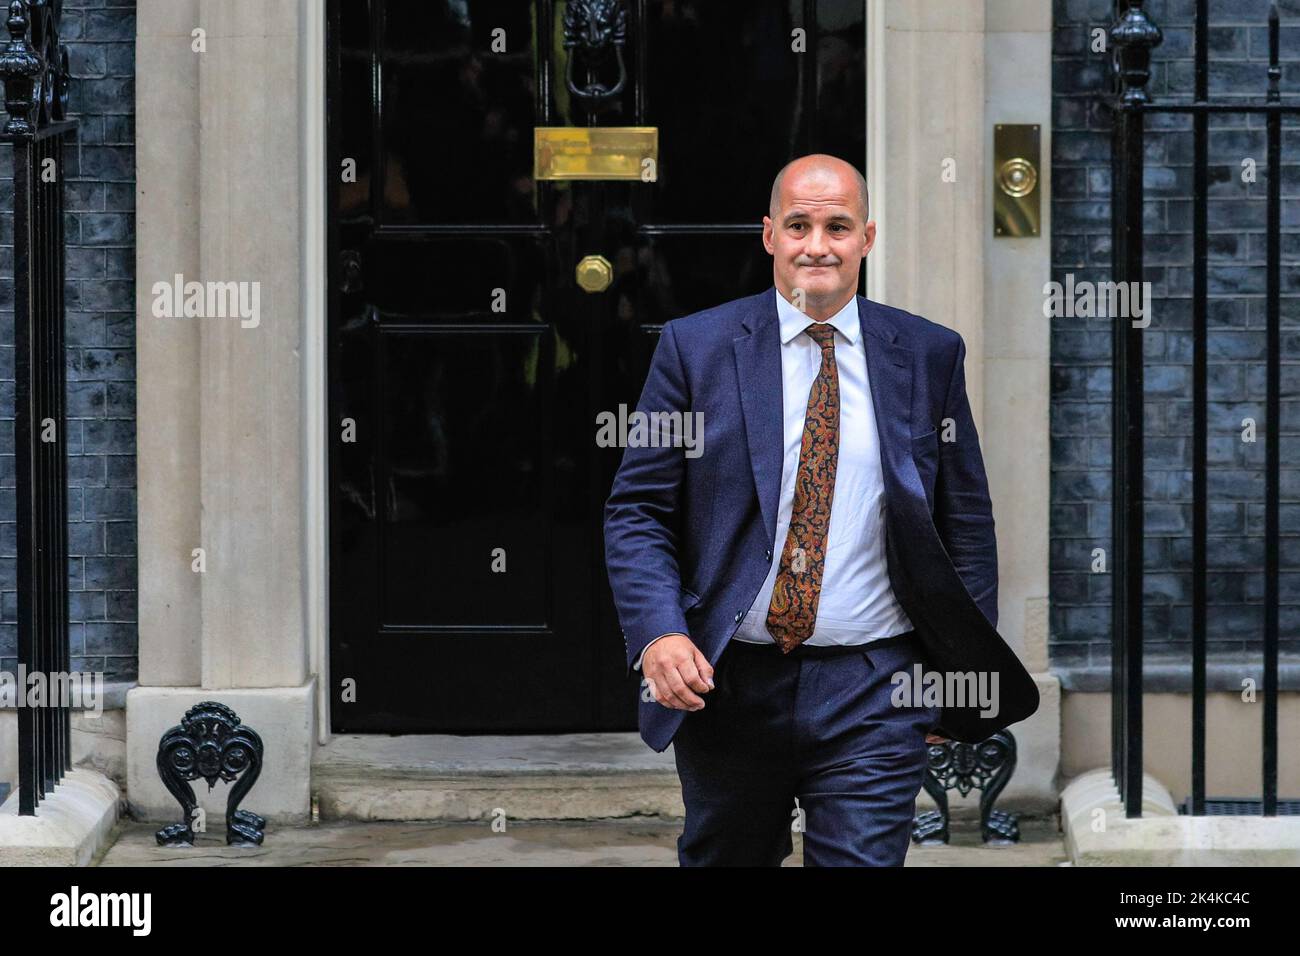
[983,0,1053,677]
[128,0,316,824]
[866,0,987,425]
[866,0,1059,807]
[136,0,201,689]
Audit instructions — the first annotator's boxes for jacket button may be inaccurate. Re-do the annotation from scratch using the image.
[764,549,772,561]
[734,611,743,623]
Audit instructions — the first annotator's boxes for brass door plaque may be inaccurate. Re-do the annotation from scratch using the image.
[535,126,658,181]
[994,123,1041,237]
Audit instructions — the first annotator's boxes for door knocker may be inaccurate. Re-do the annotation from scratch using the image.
[562,0,627,102]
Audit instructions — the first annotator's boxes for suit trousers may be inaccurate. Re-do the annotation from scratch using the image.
[670,631,940,866]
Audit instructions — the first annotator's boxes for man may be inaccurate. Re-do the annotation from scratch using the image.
[603,154,1038,866]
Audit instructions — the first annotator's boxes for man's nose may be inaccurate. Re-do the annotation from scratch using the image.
[806,226,831,257]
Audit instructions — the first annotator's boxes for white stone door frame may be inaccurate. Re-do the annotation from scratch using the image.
[131,0,325,823]
[306,0,1056,754]
[302,0,329,748]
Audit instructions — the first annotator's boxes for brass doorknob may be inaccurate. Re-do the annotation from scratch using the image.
[576,254,613,293]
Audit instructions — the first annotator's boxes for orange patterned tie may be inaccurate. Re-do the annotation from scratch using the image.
[766,322,840,653]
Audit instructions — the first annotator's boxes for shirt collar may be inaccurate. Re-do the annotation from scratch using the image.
[774,287,862,346]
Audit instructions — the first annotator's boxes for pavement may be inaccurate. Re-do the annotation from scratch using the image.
[95,813,1069,866]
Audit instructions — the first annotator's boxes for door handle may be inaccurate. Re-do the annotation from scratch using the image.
[576,254,613,293]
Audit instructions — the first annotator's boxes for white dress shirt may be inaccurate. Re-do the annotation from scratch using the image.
[633,288,913,671]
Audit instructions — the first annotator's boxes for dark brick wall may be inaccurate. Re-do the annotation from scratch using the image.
[1052,0,1300,673]
[0,0,136,681]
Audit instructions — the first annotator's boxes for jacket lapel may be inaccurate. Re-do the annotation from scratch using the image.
[733,287,783,546]
[858,295,915,488]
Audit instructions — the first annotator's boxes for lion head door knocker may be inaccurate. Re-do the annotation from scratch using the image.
[156,701,266,847]
[562,0,627,105]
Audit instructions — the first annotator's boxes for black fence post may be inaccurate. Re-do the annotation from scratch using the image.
[0,0,75,816]
[1109,0,1160,820]
[1263,2,1281,817]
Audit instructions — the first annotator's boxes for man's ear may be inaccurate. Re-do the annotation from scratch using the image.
[861,220,877,257]
[762,216,775,254]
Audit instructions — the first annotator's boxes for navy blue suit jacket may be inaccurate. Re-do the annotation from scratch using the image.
[604,286,1039,753]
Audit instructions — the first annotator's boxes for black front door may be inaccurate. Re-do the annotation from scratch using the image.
[327,0,866,733]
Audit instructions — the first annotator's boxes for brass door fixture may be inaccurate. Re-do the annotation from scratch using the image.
[994,124,1041,237]
[576,254,613,293]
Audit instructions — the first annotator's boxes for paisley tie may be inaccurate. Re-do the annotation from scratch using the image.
[766,322,840,653]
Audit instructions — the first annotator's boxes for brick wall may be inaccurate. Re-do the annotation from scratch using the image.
[1052,0,1300,675]
[0,0,136,682]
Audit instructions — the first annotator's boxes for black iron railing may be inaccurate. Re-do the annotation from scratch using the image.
[0,0,75,815]
[1108,0,1297,818]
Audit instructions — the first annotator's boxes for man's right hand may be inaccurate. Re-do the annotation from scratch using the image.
[642,634,715,711]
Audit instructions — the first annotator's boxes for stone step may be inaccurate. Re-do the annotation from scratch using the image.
[0,769,121,865]
[312,733,684,821]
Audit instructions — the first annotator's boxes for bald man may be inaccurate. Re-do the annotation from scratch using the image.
[603,154,1038,866]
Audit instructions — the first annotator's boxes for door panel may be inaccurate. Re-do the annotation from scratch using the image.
[327,0,866,733]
